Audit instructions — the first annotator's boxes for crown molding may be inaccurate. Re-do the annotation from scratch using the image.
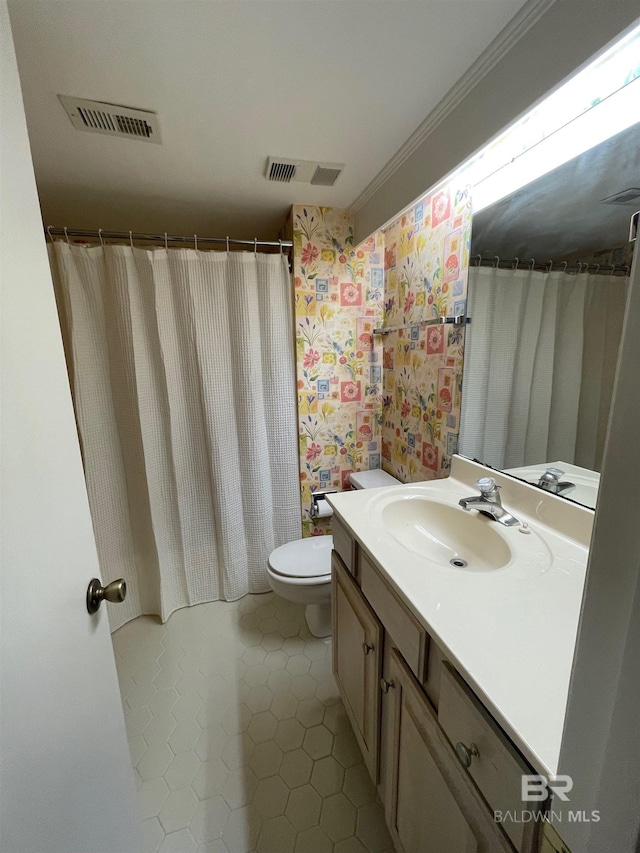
[349,0,557,215]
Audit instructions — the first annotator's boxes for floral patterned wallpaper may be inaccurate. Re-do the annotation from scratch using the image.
[381,182,472,483]
[292,206,385,536]
[291,186,471,535]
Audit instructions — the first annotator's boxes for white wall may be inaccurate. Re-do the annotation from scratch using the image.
[353,0,640,242]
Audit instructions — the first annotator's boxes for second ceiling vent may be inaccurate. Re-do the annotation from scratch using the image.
[266,157,344,187]
[601,187,640,205]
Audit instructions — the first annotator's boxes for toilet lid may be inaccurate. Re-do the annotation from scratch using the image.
[268,535,333,579]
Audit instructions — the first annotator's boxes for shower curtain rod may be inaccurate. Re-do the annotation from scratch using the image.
[472,254,629,275]
[45,226,293,251]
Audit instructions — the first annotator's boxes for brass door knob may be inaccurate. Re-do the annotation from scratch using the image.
[87,578,127,614]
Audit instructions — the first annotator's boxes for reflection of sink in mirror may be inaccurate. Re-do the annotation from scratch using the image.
[505,461,600,510]
[381,495,511,570]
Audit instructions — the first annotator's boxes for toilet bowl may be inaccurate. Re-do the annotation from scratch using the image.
[266,469,400,638]
[267,535,334,638]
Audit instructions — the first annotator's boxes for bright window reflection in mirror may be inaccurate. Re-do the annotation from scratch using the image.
[460,20,640,212]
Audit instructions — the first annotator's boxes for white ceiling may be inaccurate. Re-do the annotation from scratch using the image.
[472,121,640,262]
[9,0,529,240]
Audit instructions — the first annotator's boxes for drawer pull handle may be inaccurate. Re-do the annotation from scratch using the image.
[380,678,395,694]
[455,741,479,768]
[362,642,375,655]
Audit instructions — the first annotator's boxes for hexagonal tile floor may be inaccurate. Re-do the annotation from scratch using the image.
[112,592,395,853]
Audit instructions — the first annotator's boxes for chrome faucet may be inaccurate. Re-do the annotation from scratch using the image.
[536,467,576,496]
[458,477,520,526]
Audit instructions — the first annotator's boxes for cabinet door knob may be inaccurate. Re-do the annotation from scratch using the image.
[362,642,375,655]
[380,678,395,694]
[455,741,479,768]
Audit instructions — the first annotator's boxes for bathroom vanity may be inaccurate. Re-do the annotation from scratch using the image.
[326,455,592,853]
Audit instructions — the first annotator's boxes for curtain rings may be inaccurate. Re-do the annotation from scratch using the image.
[164,232,168,250]
[561,262,568,273]
[129,231,134,249]
[194,234,198,251]
[279,239,283,255]
[512,257,519,270]
[46,225,54,242]
[226,236,230,252]
[254,237,258,257]
[474,254,482,266]
[593,264,600,274]
[547,260,554,273]
[64,226,70,245]
[493,255,500,268]
[526,258,535,270]
[98,228,104,248]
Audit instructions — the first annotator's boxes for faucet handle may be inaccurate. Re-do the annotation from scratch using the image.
[476,477,498,495]
[543,467,564,481]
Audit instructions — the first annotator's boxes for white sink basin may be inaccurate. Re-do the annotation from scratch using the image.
[380,495,512,571]
[370,487,553,575]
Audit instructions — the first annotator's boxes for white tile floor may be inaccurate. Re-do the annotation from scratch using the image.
[113,592,395,853]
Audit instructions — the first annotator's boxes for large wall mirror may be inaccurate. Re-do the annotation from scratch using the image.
[458,122,639,508]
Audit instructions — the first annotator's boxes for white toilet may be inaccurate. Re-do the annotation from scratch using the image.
[267,469,400,637]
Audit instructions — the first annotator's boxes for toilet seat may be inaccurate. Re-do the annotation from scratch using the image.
[268,535,332,581]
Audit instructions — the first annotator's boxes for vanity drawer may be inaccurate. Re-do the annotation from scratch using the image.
[439,663,540,852]
[359,552,428,681]
[332,516,357,577]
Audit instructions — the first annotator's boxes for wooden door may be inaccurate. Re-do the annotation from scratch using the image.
[384,649,514,853]
[332,552,383,781]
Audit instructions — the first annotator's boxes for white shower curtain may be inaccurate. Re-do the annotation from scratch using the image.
[49,242,301,630]
[459,265,628,471]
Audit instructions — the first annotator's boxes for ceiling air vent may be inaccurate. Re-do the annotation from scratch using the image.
[268,160,297,182]
[266,156,344,186]
[601,187,640,205]
[311,165,342,187]
[58,95,161,144]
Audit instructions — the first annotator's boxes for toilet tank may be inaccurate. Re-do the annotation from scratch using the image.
[349,469,401,490]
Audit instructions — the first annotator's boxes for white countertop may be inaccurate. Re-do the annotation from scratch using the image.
[326,456,594,779]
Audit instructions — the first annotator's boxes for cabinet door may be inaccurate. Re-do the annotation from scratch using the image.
[384,649,514,853]
[332,552,383,782]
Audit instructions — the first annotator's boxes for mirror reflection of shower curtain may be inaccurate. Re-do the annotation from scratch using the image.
[49,242,301,631]
[459,266,628,471]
